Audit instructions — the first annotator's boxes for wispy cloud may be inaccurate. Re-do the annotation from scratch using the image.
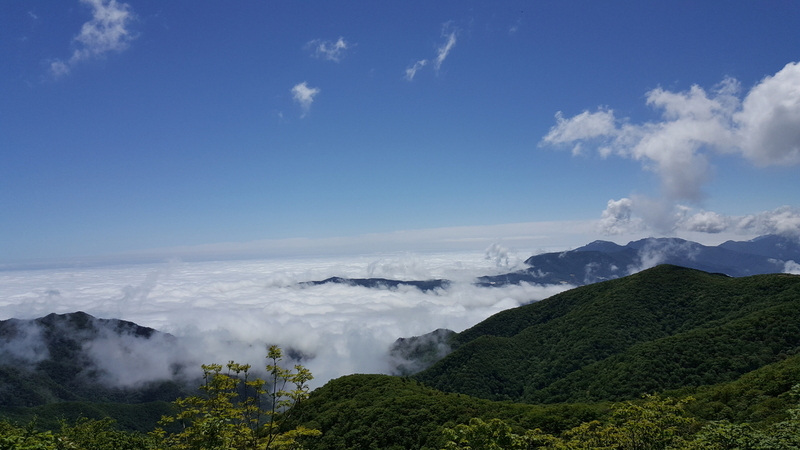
[434,28,457,71]
[50,0,136,77]
[291,82,321,117]
[306,37,350,62]
[404,22,458,81]
[405,59,427,81]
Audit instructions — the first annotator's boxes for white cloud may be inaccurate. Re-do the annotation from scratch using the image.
[735,62,800,166]
[598,200,800,238]
[291,82,320,117]
[681,209,729,233]
[50,0,136,77]
[784,260,800,275]
[542,109,616,156]
[435,29,457,71]
[404,22,458,80]
[0,253,570,388]
[541,62,800,202]
[598,198,644,235]
[735,206,800,237]
[307,37,350,62]
[405,59,427,81]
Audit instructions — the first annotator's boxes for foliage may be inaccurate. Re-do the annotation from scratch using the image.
[153,346,320,450]
[0,312,188,409]
[0,401,175,433]
[0,416,154,450]
[287,374,603,450]
[441,417,558,450]
[415,266,800,403]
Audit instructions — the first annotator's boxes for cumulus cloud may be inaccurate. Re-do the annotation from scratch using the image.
[291,82,320,117]
[0,253,570,388]
[598,198,645,235]
[784,260,800,275]
[542,62,800,202]
[484,242,523,269]
[50,0,136,77]
[307,37,349,62]
[599,201,800,238]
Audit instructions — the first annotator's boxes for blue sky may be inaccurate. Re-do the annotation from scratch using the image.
[2,0,800,263]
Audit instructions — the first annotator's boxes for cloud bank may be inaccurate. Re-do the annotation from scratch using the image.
[599,202,800,238]
[0,252,569,388]
[51,0,136,77]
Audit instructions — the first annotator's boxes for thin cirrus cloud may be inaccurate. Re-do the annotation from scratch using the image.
[50,0,136,77]
[541,61,800,233]
[405,23,457,81]
[306,37,350,62]
[291,82,321,117]
[404,59,428,81]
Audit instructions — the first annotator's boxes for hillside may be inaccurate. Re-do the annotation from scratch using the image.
[0,311,189,407]
[415,265,800,403]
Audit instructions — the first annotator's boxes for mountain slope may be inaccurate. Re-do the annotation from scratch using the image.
[415,265,800,403]
[0,312,188,407]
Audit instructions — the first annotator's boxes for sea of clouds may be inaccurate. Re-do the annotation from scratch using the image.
[0,250,570,388]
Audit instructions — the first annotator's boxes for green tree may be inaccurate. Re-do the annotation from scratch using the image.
[441,417,558,450]
[154,346,320,450]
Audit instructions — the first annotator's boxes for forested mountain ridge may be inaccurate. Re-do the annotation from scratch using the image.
[0,311,188,407]
[414,265,800,403]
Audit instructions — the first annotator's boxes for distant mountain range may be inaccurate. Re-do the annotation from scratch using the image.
[299,277,449,292]
[298,235,800,290]
[478,234,800,287]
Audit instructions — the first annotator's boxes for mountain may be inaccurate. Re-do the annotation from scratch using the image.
[414,265,800,403]
[388,328,456,376]
[0,312,188,407]
[719,233,800,260]
[478,235,799,287]
[299,277,449,292]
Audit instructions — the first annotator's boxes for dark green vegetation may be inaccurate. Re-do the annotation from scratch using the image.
[389,328,456,375]
[0,311,190,408]
[286,374,603,450]
[3,264,800,449]
[416,265,800,403]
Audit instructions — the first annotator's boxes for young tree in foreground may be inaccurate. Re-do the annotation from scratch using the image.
[153,345,320,450]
